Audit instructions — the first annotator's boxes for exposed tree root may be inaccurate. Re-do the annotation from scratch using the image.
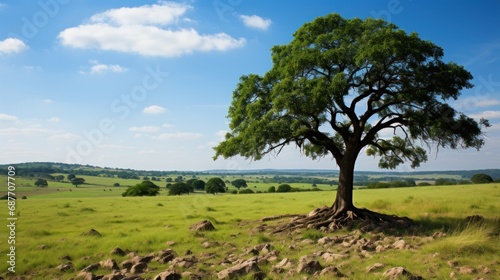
[271,206,414,234]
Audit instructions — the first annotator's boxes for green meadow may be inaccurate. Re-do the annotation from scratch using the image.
[1,174,499,279]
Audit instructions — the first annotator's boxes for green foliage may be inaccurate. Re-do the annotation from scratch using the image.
[191,179,206,191]
[268,186,276,193]
[34,179,48,187]
[277,184,292,193]
[471,173,494,184]
[122,181,160,197]
[205,177,226,194]
[70,178,85,187]
[168,182,192,196]
[231,178,248,189]
[113,183,120,187]
[238,189,254,194]
[67,174,76,180]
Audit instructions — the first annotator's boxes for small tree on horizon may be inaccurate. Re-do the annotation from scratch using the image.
[34,179,48,188]
[71,178,85,188]
[205,177,226,194]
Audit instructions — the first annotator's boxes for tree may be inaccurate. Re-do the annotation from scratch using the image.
[34,179,48,187]
[231,179,248,189]
[71,178,85,188]
[213,13,489,231]
[205,178,226,194]
[55,175,65,181]
[122,181,160,197]
[470,173,493,184]
[67,174,76,181]
[192,179,206,191]
[168,182,192,195]
[277,184,292,193]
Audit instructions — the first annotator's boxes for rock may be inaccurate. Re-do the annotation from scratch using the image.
[56,263,73,272]
[392,239,407,250]
[202,241,219,248]
[38,244,46,249]
[60,255,72,261]
[166,241,176,246]
[81,263,100,272]
[382,267,423,280]
[297,256,322,274]
[110,247,126,256]
[447,260,459,267]
[157,250,176,264]
[217,258,261,279]
[82,229,101,237]
[170,256,197,268]
[181,271,203,280]
[153,270,182,280]
[130,262,148,274]
[190,220,215,231]
[366,263,384,272]
[319,266,345,277]
[321,252,349,263]
[76,271,97,280]
[272,258,293,273]
[100,259,119,270]
[101,272,126,280]
[458,266,477,275]
[121,259,134,271]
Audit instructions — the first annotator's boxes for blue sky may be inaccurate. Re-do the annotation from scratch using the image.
[0,0,499,172]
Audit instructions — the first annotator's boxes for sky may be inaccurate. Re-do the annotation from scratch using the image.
[0,0,499,172]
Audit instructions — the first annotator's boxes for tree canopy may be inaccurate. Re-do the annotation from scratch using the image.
[231,179,248,189]
[122,181,160,197]
[34,179,48,187]
[70,178,85,187]
[470,173,494,184]
[168,182,193,195]
[213,13,489,232]
[205,177,226,194]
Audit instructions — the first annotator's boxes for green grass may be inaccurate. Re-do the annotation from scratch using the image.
[0,180,498,279]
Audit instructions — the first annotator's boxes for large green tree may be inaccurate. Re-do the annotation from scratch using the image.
[213,14,489,231]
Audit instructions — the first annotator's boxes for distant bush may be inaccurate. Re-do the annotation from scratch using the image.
[367,182,390,189]
[205,178,226,194]
[122,181,160,197]
[168,182,192,196]
[34,179,48,188]
[230,190,238,194]
[268,186,276,193]
[113,183,120,187]
[417,182,432,186]
[238,189,254,194]
[471,173,494,184]
[277,184,292,193]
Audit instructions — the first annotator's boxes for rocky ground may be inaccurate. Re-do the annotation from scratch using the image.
[7,216,498,280]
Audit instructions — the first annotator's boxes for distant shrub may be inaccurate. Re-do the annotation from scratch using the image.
[122,181,160,197]
[367,182,390,189]
[113,183,120,187]
[268,186,276,193]
[239,189,254,194]
[230,190,238,194]
[417,182,432,186]
[277,184,292,193]
[471,173,494,184]
[168,182,192,196]
[34,179,48,187]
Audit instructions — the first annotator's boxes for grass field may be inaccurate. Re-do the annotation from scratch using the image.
[1,175,499,279]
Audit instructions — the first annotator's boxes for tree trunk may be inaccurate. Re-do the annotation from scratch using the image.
[332,153,357,213]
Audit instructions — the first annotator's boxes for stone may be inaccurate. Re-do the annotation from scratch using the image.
[321,252,349,263]
[130,262,148,274]
[170,256,197,268]
[458,266,477,275]
[447,260,459,267]
[217,258,261,279]
[56,263,73,272]
[382,267,423,280]
[392,239,407,250]
[153,270,182,280]
[101,272,126,280]
[366,263,384,272]
[190,220,215,231]
[110,247,126,256]
[100,259,119,270]
[81,263,100,272]
[319,266,345,277]
[297,256,322,274]
[121,260,134,271]
[76,271,97,280]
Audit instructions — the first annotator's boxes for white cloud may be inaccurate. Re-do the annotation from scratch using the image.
[0,38,28,55]
[43,99,55,104]
[162,123,174,128]
[215,130,227,139]
[143,105,166,114]
[154,132,202,140]
[90,2,189,26]
[46,117,61,123]
[48,133,80,140]
[128,125,160,132]
[58,2,246,57]
[475,99,500,107]
[0,113,18,121]
[470,110,500,120]
[239,15,272,30]
[81,60,128,75]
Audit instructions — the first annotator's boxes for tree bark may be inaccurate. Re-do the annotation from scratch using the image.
[332,152,357,213]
